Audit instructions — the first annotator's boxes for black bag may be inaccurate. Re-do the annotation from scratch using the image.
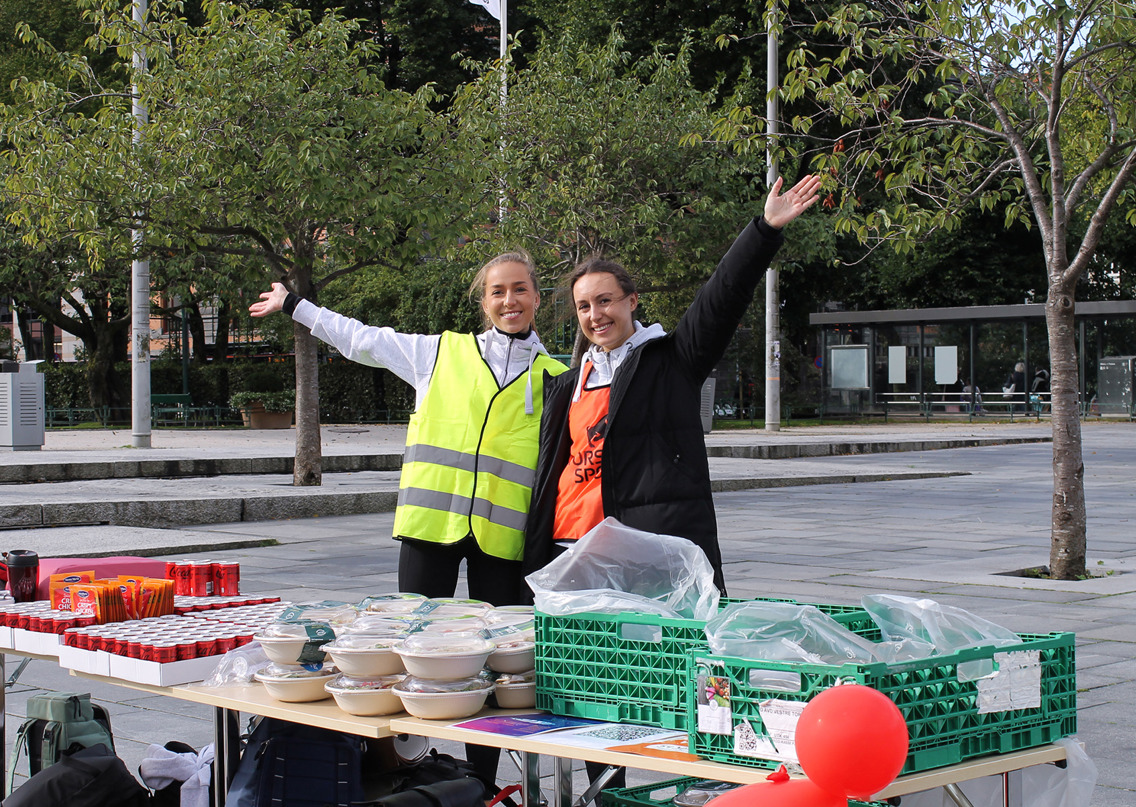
[2,743,150,807]
[365,751,498,807]
[6,692,115,795]
[224,717,364,807]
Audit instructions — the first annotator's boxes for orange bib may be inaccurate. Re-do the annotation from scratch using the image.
[553,364,611,541]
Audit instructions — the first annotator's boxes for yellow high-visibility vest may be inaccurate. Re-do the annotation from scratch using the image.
[393,331,567,560]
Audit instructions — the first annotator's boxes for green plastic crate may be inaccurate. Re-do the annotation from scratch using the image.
[687,631,1077,776]
[535,598,875,730]
[600,776,890,807]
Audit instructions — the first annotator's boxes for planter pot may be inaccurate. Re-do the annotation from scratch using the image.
[241,402,294,429]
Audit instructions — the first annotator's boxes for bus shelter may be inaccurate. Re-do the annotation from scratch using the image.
[809,300,1136,416]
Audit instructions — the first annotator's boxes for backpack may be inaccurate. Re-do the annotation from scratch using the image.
[223,717,365,807]
[6,692,115,796]
[2,742,150,807]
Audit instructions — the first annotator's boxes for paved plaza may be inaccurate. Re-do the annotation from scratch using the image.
[1,421,1132,804]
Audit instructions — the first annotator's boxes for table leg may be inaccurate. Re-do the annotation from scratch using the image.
[520,750,544,807]
[213,707,240,807]
[553,756,574,807]
[573,764,620,807]
[944,782,977,807]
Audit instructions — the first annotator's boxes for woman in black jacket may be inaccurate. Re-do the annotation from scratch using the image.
[522,174,821,595]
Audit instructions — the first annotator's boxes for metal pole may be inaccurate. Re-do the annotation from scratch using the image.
[764,2,781,431]
[497,0,508,224]
[131,0,151,448]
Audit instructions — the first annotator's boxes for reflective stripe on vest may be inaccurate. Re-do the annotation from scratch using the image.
[392,331,567,560]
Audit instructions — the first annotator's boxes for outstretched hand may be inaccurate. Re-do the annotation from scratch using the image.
[249,282,289,318]
[763,174,823,229]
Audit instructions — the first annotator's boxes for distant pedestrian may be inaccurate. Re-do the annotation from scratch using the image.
[1031,368,1050,412]
[1003,361,1026,413]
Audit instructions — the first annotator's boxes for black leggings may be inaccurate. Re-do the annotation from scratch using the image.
[397,536,524,786]
[398,536,524,606]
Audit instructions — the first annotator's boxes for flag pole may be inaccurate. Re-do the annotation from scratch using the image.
[498,0,508,223]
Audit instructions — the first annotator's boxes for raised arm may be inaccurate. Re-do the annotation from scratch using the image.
[763,174,823,229]
[249,282,290,317]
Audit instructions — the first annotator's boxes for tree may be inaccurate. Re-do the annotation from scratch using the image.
[453,31,833,355]
[2,0,481,485]
[757,0,1136,578]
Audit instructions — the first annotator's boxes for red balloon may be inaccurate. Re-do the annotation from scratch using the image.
[794,684,909,800]
[707,775,846,807]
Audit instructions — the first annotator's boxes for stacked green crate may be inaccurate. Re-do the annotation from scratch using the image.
[600,776,892,807]
[535,597,874,730]
[686,631,1076,775]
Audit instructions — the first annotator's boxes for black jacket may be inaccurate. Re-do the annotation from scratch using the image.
[522,216,786,595]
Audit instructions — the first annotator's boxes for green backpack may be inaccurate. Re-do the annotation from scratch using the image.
[5,692,115,796]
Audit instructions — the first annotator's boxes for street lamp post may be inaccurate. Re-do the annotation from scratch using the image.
[764,6,781,432]
[131,0,151,448]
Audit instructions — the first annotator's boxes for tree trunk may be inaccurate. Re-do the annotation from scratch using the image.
[14,309,42,361]
[1046,285,1086,579]
[293,317,322,486]
[87,326,129,416]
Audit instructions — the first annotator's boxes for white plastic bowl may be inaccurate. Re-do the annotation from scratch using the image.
[325,640,405,677]
[396,650,491,680]
[486,641,535,674]
[393,684,494,719]
[325,675,406,716]
[493,680,536,709]
[254,634,328,665]
[255,667,337,702]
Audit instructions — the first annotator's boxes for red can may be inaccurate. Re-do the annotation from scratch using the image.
[175,640,196,660]
[212,563,240,596]
[188,562,214,597]
[195,637,218,657]
[172,561,194,596]
[152,643,177,663]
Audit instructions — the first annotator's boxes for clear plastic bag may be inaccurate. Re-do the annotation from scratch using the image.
[525,517,721,620]
[704,601,880,663]
[862,594,1021,680]
[200,641,272,687]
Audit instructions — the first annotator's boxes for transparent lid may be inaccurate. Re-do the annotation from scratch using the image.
[364,600,425,615]
[414,599,492,618]
[256,662,338,681]
[488,639,535,654]
[342,616,411,636]
[416,616,489,634]
[325,634,403,651]
[276,601,357,626]
[398,633,495,656]
[256,623,310,640]
[481,609,529,627]
[486,627,535,645]
[394,675,495,694]
[494,671,535,685]
[326,673,406,692]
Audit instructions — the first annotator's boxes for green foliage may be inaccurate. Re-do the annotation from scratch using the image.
[453,31,827,351]
[229,389,296,412]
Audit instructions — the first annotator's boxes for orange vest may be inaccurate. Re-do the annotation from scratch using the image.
[553,363,611,541]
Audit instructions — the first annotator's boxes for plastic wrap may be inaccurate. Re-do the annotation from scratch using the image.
[862,594,1021,680]
[201,641,272,687]
[525,518,721,620]
[704,601,880,663]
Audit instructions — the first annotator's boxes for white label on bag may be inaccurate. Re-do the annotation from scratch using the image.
[976,650,1042,713]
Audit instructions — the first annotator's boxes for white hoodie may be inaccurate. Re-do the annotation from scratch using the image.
[292,299,553,412]
[573,321,668,401]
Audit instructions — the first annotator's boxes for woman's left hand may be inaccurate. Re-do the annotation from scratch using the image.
[764,174,822,229]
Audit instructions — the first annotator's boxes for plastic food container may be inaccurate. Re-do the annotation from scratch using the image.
[253,623,332,665]
[393,676,494,719]
[254,663,338,702]
[414,599,493,619]
[364,594,427,615]
[486,640,535,674]
[324,634,405,677]
[493,672,536,709]
[325,673,407,716]
[395,634,495,680]
[416,616,489,634]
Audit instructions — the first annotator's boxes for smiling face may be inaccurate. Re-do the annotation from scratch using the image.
[573,271,639,351]
[482,261,539,334]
